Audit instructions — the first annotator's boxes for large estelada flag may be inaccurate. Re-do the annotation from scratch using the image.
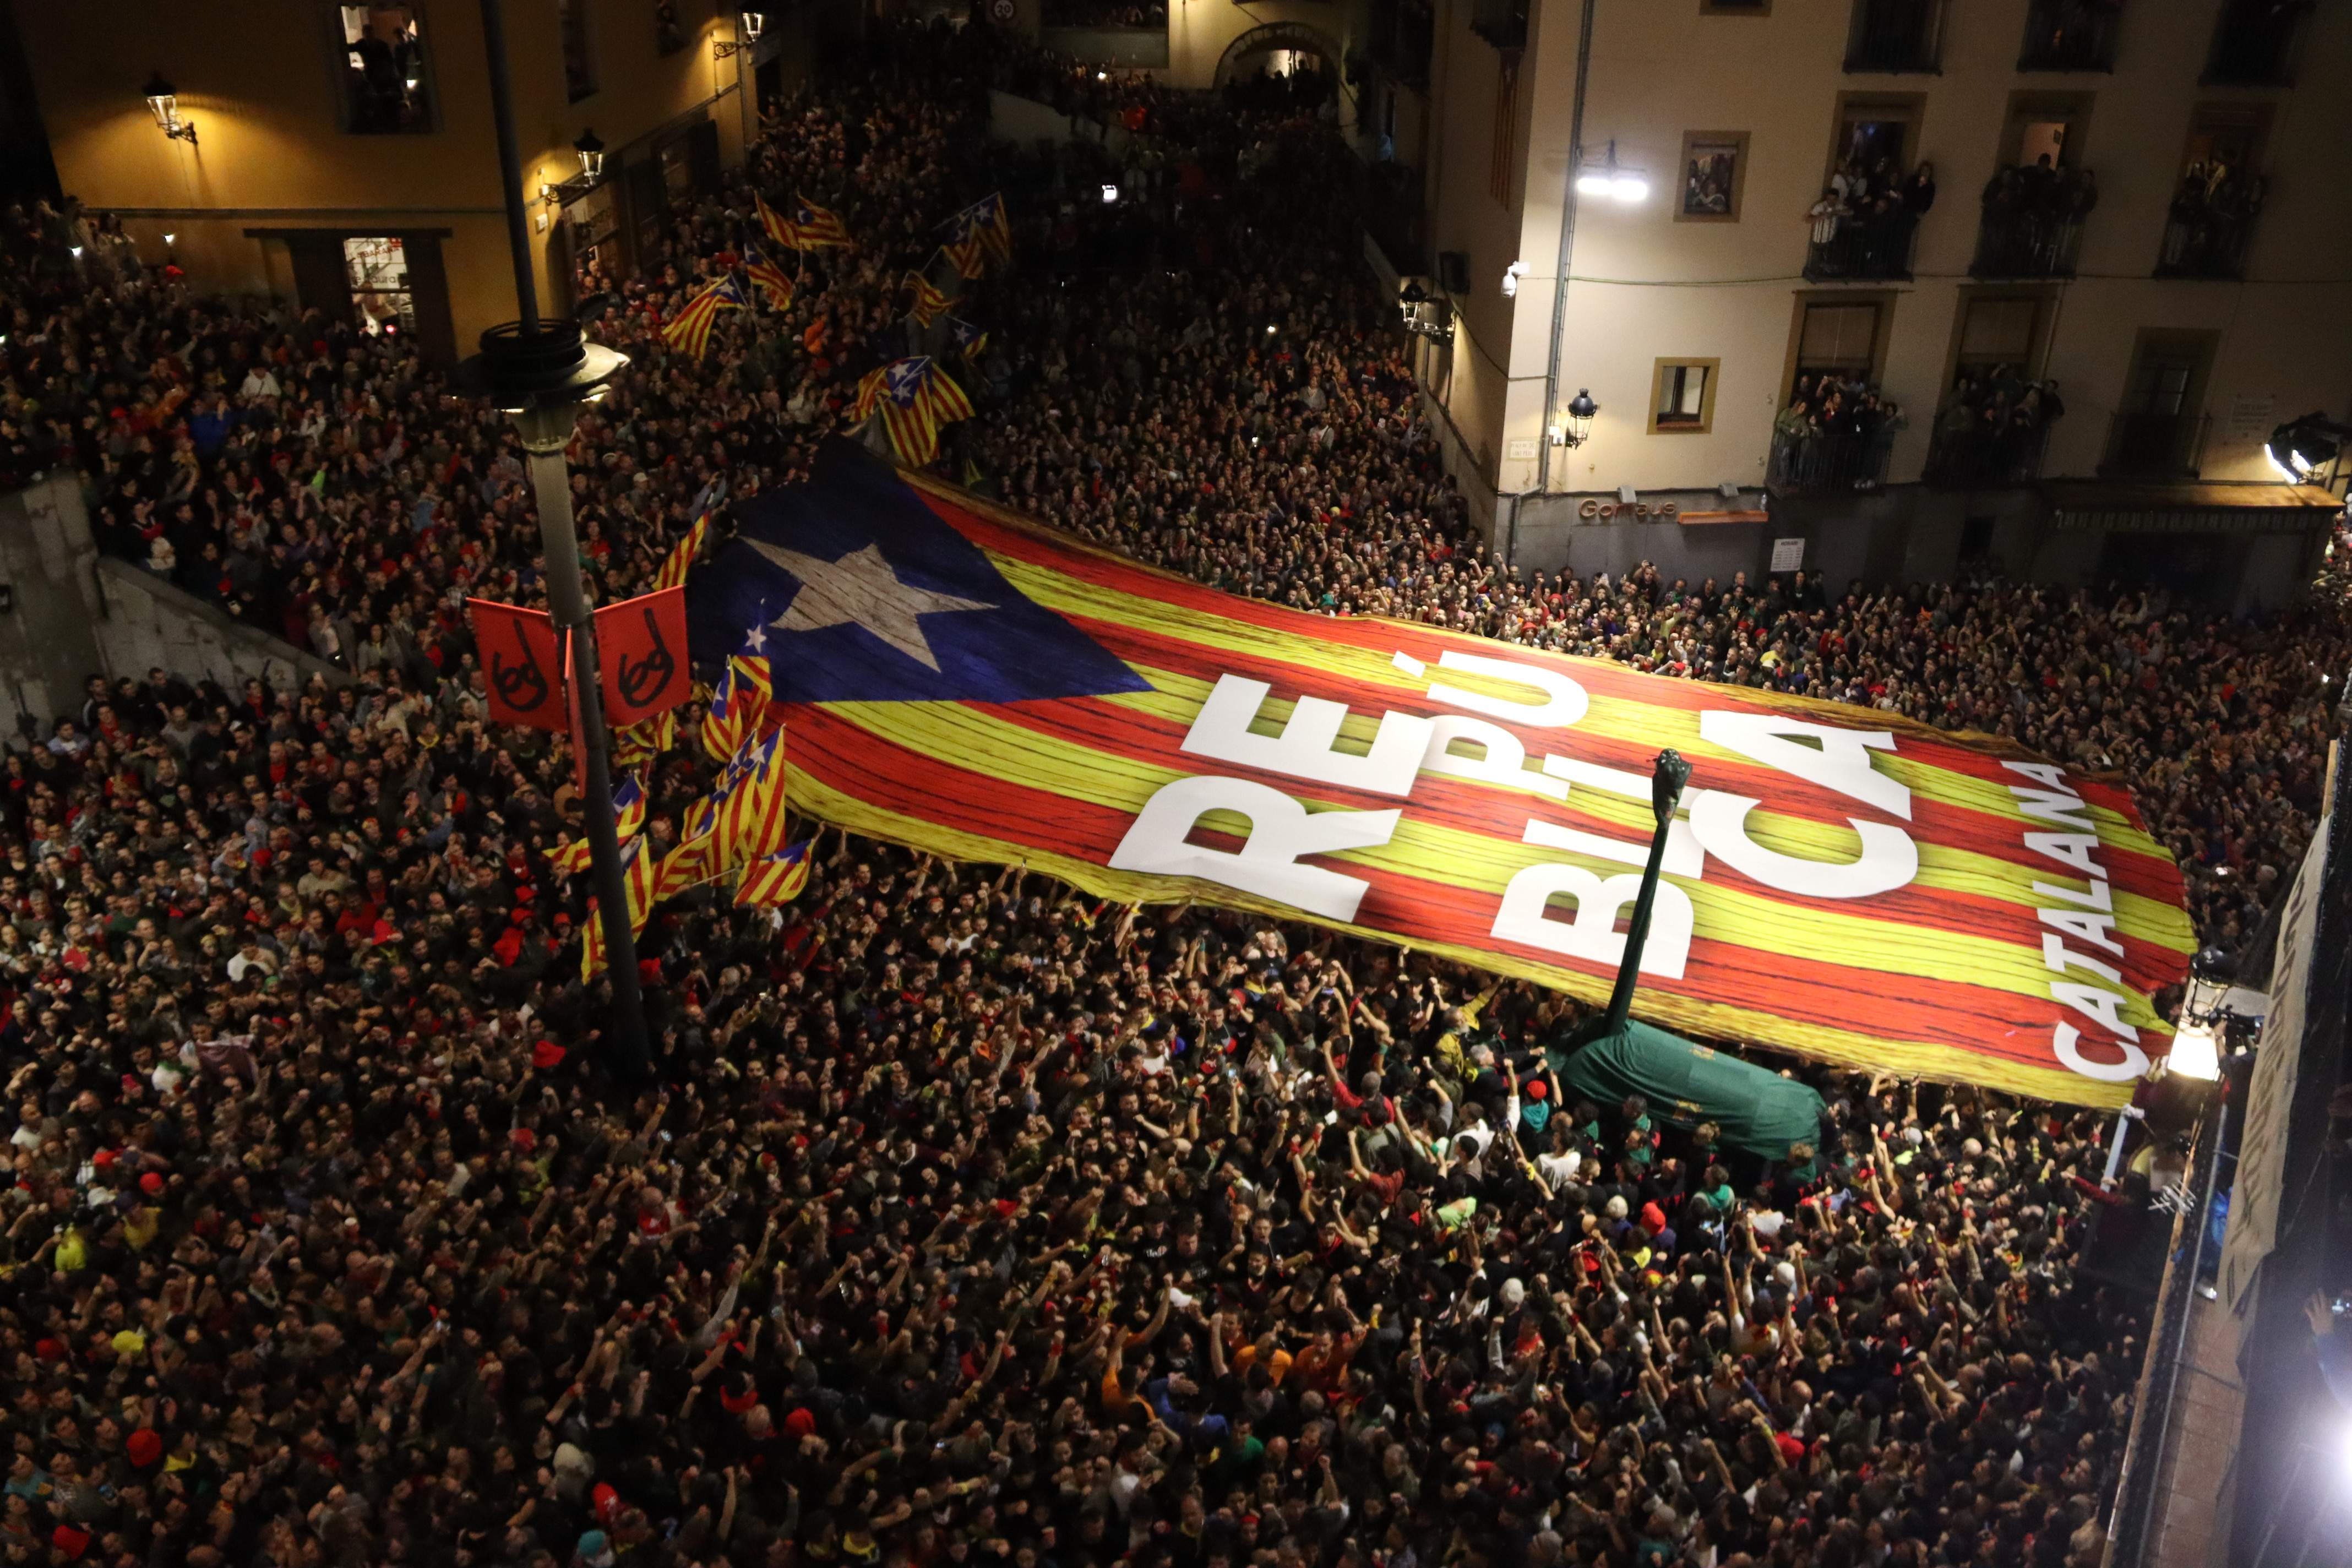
[686,441,2196,1107]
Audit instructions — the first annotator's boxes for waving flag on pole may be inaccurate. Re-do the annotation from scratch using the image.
[551,777,646,876]
[580,834,660,979]
[652,826,726,901]
[737,840,815,908]
[946,317,989,360]
[905,269,951,327]
[743,244,795,311]
[685,727,764,841]
[718,726,793,867]
[943,193,1011,277]
[853,357,973,467]
[654,511,712,592]
[781,195,853,251]
[700,632,775,761]
[755,192,796,252]
[612,711,677,771]
[661,276,745,358]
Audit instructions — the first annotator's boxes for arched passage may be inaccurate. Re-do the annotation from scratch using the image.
[1212,19,1346,90]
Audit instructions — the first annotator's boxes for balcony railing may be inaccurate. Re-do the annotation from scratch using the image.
[1845,0,1945,71]
[1768,431,1893,495]
[1804,209,1918,282]
[2101,410,2208,480]
[2155,176,2265,279]
[2202,0,2312,84]
[1925,415,2056,488]
[2017,0,2120,70]
[1970,167,2094,278]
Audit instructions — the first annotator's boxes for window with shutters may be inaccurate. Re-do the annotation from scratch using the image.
[1788,298,1887,399]
[1954,296,2041,377]
[1926,290,2061,486]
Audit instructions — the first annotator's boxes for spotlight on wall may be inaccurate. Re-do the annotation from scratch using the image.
[143,70,199,146]
[1501,259,1529,299]
[1101,183,1119,204]
[2265,413,2351,484]
[1574,139,1646,202]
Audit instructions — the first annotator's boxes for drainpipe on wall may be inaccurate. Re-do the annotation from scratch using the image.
[1533,0,1597,498]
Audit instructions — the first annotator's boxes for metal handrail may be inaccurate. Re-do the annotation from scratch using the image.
[2101,1090,2230,1568]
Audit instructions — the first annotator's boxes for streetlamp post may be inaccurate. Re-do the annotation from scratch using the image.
[466,0,651,1076]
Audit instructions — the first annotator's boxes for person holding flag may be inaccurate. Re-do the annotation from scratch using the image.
[653,510,712,592]
[905,269,950,328]
[754,191,797,252]
[779,194,853,251]
[551,777,646,876]
[700,628,774,761]
[660,275,745,359]
[853,357,973,467]
[737,839,814,908]
[743,244,795,311]
[943,192,1012,277]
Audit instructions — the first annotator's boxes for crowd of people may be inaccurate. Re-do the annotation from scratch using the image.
[2157,157,2267,279]
[1803,158,1934,281]
[1768,377,1907,493]
[0,17,2341,1568]
[1971,160,2096,279]
[1925,372,2066,488]
[1039,0,1169,29]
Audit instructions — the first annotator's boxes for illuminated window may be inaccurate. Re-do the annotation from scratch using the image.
[343,237,417,339]
[336,3,433,133]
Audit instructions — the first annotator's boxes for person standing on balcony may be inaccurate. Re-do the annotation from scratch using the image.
[1903,161,1938,216]
[1807,188,1843,248]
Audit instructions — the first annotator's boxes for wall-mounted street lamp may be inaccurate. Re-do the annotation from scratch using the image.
[1549,388,1598,449]
[540,128,608,206]
[715,10,765,57]
[1398,280,1454,344]
[2162,947,2236,1082]
[143,71,198,146]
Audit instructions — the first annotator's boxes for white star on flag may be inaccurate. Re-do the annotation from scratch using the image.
[749,540,994,673]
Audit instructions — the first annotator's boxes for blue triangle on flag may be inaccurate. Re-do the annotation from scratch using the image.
[686,439,1150,705]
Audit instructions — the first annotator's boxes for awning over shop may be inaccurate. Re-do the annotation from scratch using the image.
[2045,482,2343,534]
